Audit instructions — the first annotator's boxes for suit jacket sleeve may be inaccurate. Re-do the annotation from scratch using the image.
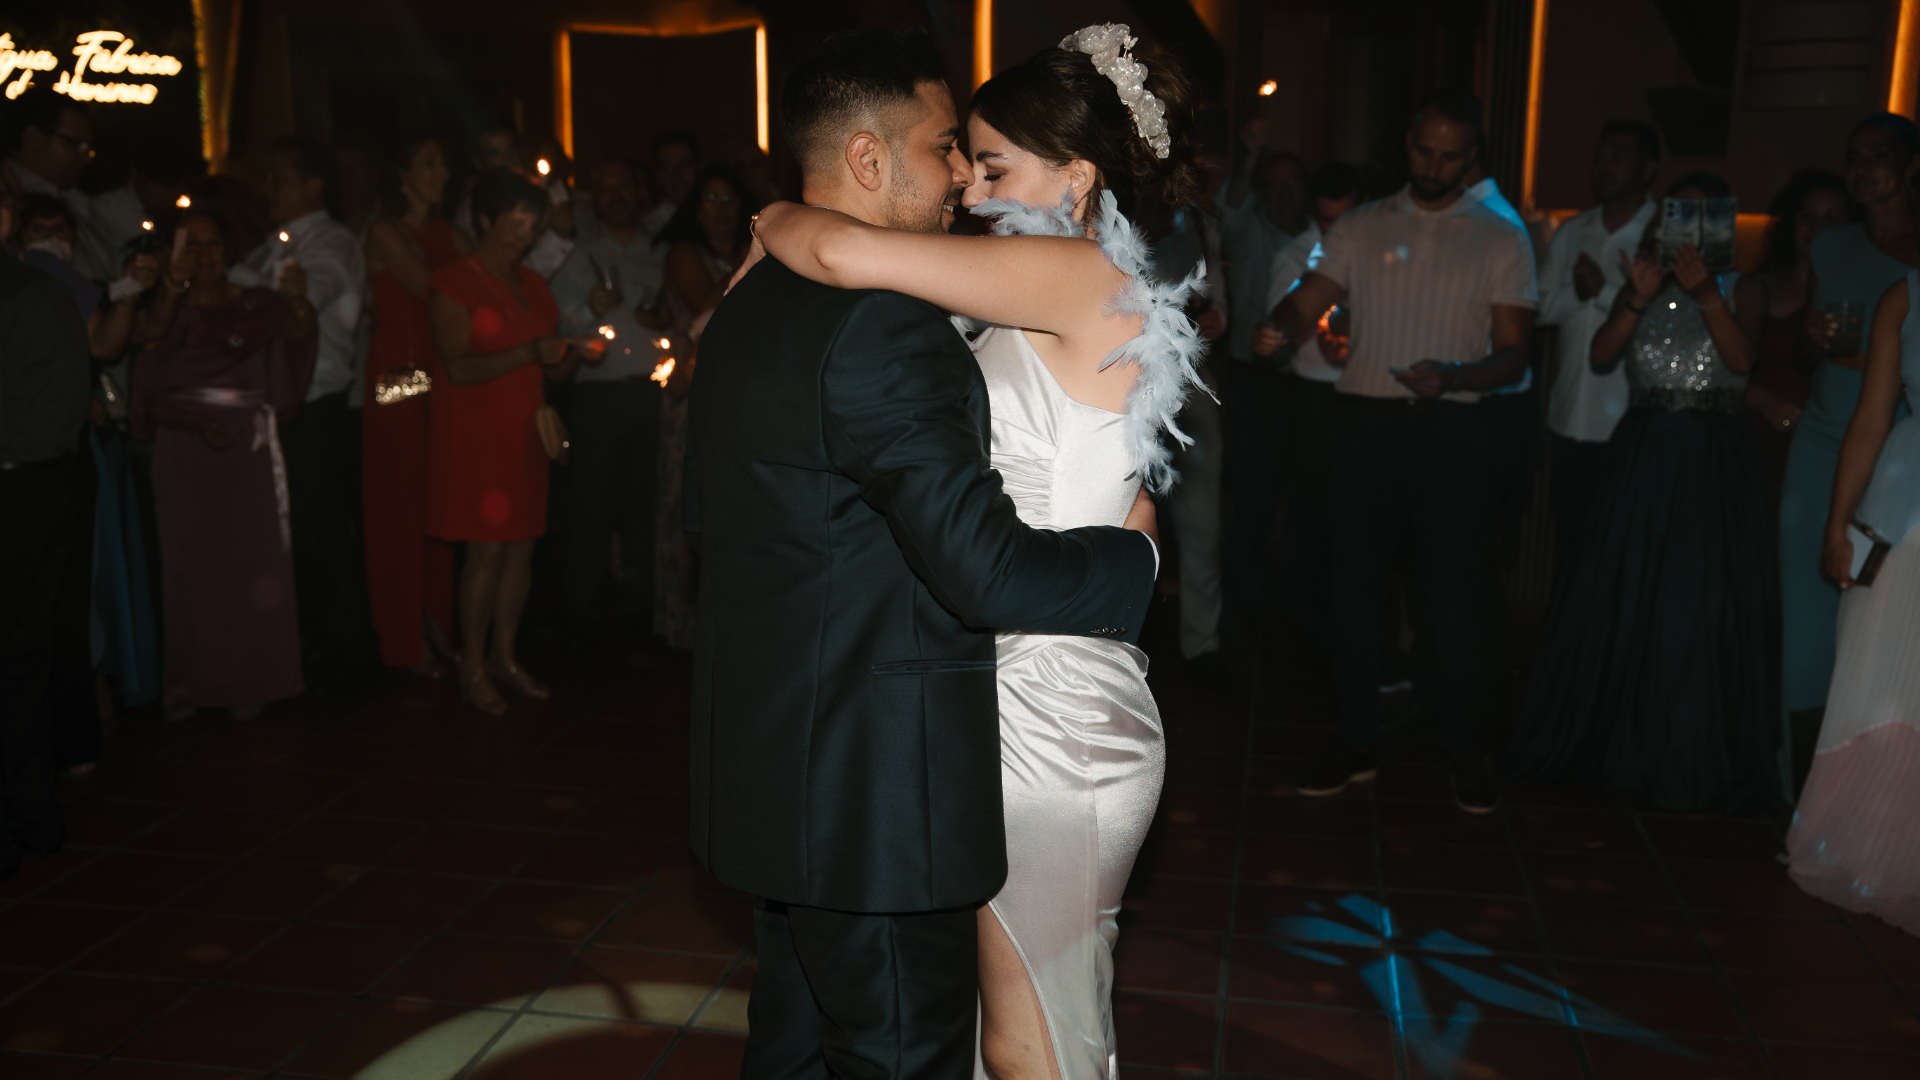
[821,291,1155,641]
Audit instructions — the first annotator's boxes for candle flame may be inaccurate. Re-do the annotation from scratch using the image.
[175,194,191,208]
[278,231,290,243]
[141,220,153,231]
[598,325,615,340]
[1259,80,1278,97]
[655,337,672,350]
[650,357,676,386]
[536,158,551,176]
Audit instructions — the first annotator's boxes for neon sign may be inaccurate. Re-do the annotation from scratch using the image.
[1,31,184,104]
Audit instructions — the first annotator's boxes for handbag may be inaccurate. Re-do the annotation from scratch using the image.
[534,403,570,464]
[372,366,432,405]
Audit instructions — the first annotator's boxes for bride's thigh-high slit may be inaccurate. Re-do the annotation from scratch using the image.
[977,635,1165,1080]
[979,903,1063,1080]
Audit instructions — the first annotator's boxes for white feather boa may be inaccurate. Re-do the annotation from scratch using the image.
[968,190,1213,494]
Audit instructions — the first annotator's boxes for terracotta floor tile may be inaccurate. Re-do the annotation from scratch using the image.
[219,924,427,994]
[514,834,681,889]
[1697,913,1884,979]
[60,799,172,848]
[692,962,751,1032]
[440,714,562,749]
[0,966,38,1002]
[382,823,552,877]
[282,735,423,774]
[281,998,510,1079]
[1114,930,1221,996]
[1640,817,1784,861]
[1221,1000,1394,1078]
[71,913,276,980]
[251,815,424,866]
[1508,808,1650,856]
[453,882,626,942]
[204,770,360,814]
[1118,876,1235,933]
[648,848,739,894]
[174,861,353,919]
[39,850,226,909]
[444,786,590,829]
[1666,859,1834,917]
[1161,752,1246,790]
[1407,1019,1583,1080]
[1537,902,1708,966]
[1583,1034,1772,1080]
[115,985,351,1071]
[1243,836,1378,891]
[121,807,298,859]
[100,763,245,805]
[0,973,192,1057]
[0,1053,86,1079]
[0,903,140,967]
[1155,788,1241,832]
[164,727,320,769]
[1552,962,1749,1038]
[85,1061,272,1078]
[375,935,576,1007]
[1381,842,1526,897]
[1523,852,1675,906]
[1374,800,1508,847]
[467,1013,673,1078]
[1113,992,1218,1072]
[1848,913,1920,986]
[1384,892,1543,956]
[653,1031,746,1080]
[385,742,528,783]
[1499,783,1629,811]
[536,947,730,1024]
[1242,793,1374,838]
[1765,1042,1920,1080]
[1371,763,1457,803]
[1728,974,1920,1052]
[544,793,684,842]
[1236,882,1373,937]
[1131,830,1238,880]
[323,777,485,821]
[610,754,691,797]
[599,893,754,956]
[1228,938,1383,1011]
[501,750,637,790]
[308,871,492,932]
[0,849,95,901]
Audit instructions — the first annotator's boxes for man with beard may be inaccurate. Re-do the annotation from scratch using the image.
[689,24,1156,1080]
[1262,88,1538,813]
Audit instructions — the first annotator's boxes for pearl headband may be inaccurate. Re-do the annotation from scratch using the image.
[1059,23,1170,160]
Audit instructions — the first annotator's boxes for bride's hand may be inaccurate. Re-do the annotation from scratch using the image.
[1122,486,1159,552]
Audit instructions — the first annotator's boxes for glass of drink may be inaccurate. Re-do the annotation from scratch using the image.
[1822,300,1867,358]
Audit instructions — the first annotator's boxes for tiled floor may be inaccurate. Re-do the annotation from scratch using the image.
[3,610,1919,1079]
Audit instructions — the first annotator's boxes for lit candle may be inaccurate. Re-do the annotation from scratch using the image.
[655,337,672,350]
[140,220,153,231]
[650,358,676,386]
[536,158,551,177]
[175,194,191,208]
[598,325,615,340]
[278,231,290,243]
[1259,80,1278,97]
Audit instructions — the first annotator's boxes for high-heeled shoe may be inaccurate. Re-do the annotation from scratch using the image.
[461,669,509,715]
[488,660,550,700]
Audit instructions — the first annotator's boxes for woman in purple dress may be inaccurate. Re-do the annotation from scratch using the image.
[131,208,318,720]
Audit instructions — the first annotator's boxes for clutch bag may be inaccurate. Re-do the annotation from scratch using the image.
[373,366,432,405]
[535,403,570,464]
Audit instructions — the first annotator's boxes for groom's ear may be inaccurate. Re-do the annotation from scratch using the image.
[844,130,887,194]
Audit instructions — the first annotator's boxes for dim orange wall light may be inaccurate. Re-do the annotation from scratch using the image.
[1892,0,1919,117]
[554,19,770,161]
[1520,0,1549,211]
[974,0,992,87]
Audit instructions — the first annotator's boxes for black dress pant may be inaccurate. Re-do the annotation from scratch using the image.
[1328,396,1498,760]
[564,381,660,626]
[1219,359,1289,636]
[745,899,977,1080]
[0,458,78,867]
[50,433,99,770]
[282,390,380,686]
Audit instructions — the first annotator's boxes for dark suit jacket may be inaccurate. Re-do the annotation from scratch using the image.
[688,259,1156,913]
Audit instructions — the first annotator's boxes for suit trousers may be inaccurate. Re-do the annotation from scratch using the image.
[282,391,380,684]
[1328,396,1497,761]
[0,458,78,867]
[744,899,977,1080]
[564,381,660,624]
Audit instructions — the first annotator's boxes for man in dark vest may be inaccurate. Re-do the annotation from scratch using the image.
[689,25,1158,1080]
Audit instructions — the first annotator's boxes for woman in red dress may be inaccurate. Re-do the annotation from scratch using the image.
[427,168,598,712]
[363,132,467,673]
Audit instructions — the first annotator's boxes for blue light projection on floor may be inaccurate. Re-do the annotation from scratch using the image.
[1267,894,1699,1079]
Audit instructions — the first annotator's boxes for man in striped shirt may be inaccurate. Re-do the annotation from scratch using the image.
[1254,88,1538,814]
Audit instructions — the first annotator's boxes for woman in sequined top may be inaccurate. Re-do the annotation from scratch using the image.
[1505,175,1785,813]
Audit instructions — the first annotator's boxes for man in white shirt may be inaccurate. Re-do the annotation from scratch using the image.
[89,136,206,261]
[232,137,380,691]
[2,87,117,282]
[550,160,672,642]
[1260,90,1537,813]
[1534,120,1660,559]
[1260,162,1362,649]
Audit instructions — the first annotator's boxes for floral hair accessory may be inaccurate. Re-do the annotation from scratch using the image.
[1059,23,1170,160]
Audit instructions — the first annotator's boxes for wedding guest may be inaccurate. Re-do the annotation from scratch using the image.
[1217,122,1307,648]
[652,164,757,648]
[551,160,670,646]
[90,135,206,260]
[0,187,90,879]
[132,207,318,721]
[11,195,148,361]
[1788,268,1920,933]
[1534,121,1660,563]
[1507,173,1781,812]
[233,136,382,694]
[427,168,599,712]
[2,86,114,280]
[1748,171,1849,499]
[362,132,467,674]
[1779,115,1919,732]
[651,130,701,211]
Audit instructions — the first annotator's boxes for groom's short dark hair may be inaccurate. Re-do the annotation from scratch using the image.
[780,25,947,177]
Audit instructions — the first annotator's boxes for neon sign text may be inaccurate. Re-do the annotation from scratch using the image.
[2,31,183,104]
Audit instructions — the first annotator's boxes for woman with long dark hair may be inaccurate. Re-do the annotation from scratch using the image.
[748,27,1207,1080]
[363,132,467,674]
[1746,170,1848,497]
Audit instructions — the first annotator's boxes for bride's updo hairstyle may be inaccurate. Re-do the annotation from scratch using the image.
[969,42,1204,231]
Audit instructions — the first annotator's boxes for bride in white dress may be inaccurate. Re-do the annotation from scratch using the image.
[749,26,1208,1080]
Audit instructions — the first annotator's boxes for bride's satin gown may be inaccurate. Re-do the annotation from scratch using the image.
[973,324,1166,1080]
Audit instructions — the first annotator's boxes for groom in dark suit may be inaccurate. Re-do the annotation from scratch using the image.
[690,25,1157,1080]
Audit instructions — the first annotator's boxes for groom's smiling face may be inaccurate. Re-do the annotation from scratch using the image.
[880,80,971,234]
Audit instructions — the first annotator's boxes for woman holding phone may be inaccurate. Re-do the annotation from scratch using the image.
[1787,268,1920,933]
